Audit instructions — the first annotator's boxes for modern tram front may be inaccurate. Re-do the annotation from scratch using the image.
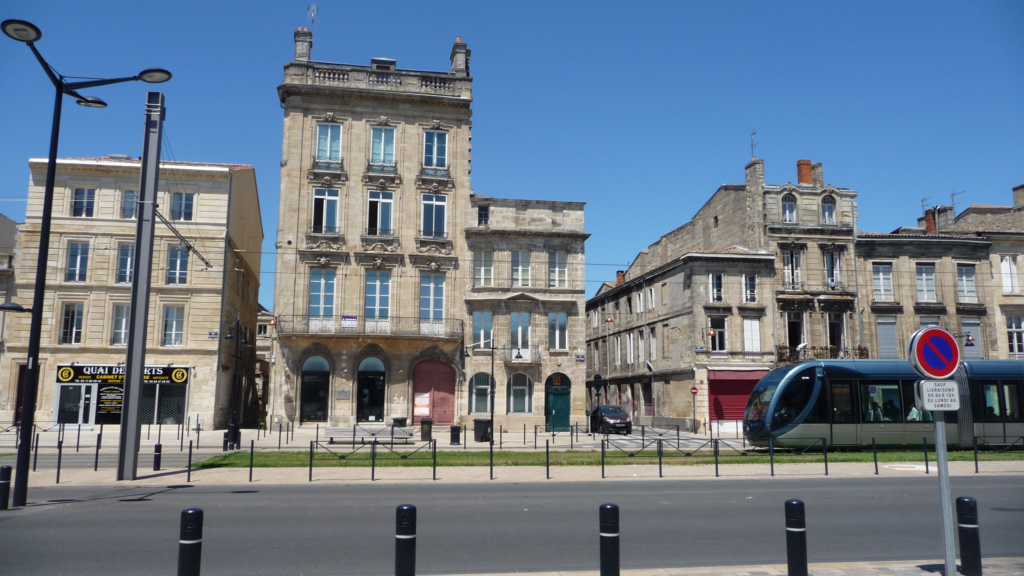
[743,359,1024,449]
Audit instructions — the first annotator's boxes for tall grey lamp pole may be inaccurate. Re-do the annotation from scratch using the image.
[2,19,170,504]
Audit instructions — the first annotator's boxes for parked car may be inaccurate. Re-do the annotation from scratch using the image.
[590,405,632,435]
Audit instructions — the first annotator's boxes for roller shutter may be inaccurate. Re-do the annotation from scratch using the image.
[708,369,768,421]
[877,316,898,359]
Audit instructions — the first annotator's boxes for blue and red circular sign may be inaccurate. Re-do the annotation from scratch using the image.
[908,328,960,380]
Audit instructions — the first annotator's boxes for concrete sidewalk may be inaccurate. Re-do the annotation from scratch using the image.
[426,558,1024,576]
[21,458,1024,487]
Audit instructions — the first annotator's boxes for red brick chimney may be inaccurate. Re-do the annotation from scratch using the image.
[616,271,625,286]
[924,209,936,233]
[797,159,812,185]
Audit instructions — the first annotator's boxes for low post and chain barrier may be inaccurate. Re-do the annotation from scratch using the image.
[972,435,1024,473]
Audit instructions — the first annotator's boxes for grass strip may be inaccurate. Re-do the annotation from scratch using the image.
[192,448,1024,469]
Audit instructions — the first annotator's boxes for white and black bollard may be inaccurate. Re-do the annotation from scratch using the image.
[177,508,203,576]
[0,465,11,510]
[785,499,808,576]
[395,504,416,576]
[599,503,620,576]
[956,497,982,576]
[154,443,163,471]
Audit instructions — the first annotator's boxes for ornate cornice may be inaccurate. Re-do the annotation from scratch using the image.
[463,228,590,240]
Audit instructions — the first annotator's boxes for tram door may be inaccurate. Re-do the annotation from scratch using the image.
[858,380,905,445]
[828,380,857,445]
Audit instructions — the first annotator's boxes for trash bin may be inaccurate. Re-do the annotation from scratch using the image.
[449,425,461,446]
[420,418,433,442]
[473,418,492,443]
[392,416,408,428]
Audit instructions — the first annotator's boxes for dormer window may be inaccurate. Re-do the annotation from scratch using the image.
[821,196,836,225]
[370,58,396,71]
[782,194,797,223]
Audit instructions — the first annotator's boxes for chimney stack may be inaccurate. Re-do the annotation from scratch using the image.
[294,27,312,61]
[1013,184,1024,209]
[616,271,625,286]
[450,36,470,77]
[812,163,823,187]
[797,159,813,185]
[924,209,936,233]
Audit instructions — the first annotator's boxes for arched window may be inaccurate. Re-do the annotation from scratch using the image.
[782,194,797,223]
[469,373,494,414]
[506,373,533,414]
[358,357,385,372]
[821,196,836,224]
[301,356,331,423]
[304,356,330,372]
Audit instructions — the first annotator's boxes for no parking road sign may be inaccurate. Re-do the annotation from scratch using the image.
[908,328,961,380]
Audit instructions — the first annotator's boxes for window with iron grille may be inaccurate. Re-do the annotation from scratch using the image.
[506,373,533,414]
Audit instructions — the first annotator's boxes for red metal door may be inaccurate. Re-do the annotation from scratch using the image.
[412,360,456,426]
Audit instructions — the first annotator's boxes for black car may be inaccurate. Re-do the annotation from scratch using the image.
[590,405,632,435]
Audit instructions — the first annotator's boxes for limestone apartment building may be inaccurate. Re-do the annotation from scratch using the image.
[0,157,263,431]
[268,30,587,431]
[586,159,860,434]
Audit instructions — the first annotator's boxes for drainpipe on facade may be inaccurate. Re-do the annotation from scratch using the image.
[770,261,779,366]
[852,205,864,350]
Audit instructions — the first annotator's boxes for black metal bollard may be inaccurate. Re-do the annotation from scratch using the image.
[714,438,719,478]
[546,440,550,480]
[32,433,39,472]
[56,440,63,484]
[432,440,437,481]
[658,439,663,478]
[974,436,979,474]
[223,431,230,452]
[872,437,878,475]
[94,431,102,471]
[395,504,416,576]
[599,503,620,576]
[923,436,929,474]
[249,440,254,483]
[177,508,203,576]
[500,425,503,449]
[0,465,11,510]
[187,440,193,483]
[601,439,606,478]
[196,425,200,450]
[310,440,315,482]
[957,497,983,576]
[785,499,808,576]
[154,443,163,471]
[371,440,377,481]
[769,436,775,477]
[450,425,460,446]
[76,424,81,452]
[278,423,282,450]
[489,437,494,480]
[180,423,185,452]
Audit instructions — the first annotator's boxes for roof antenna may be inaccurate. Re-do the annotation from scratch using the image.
[750,130,757,160]
[920,196,932,213]
[951,190,967,216]
[307,4,318,32]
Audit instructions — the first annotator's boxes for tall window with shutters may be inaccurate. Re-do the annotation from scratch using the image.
[111,304,130,346]
[548,251,568,288]
[370,127,396,172]
[316,123,342,170]
[781,194,797,223]
[957,264,978,303]
[873,263,894,302]
[783,251,801,289]
[1001,255,1019,293]
[548,312,568,350]
[709,274,724,302]
[473,250,493,287]
[743,318,761,354]
[511,250,531,287]
[1008,316,1024,359]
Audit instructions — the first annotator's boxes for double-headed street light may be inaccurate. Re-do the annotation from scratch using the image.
[3,19,170,508]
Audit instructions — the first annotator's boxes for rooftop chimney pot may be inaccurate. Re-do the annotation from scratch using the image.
[797,159,813,185]
[616,270,625,287]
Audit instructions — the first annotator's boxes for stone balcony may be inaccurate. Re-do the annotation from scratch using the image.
[277,315,463,339]
[290,63,473,99]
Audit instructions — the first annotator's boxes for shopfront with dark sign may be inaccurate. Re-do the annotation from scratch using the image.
[55,364,190,426]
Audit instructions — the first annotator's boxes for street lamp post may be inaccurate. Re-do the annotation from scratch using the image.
[2,19,170,507]
[224,319,247,449]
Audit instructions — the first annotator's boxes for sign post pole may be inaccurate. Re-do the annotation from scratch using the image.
[907,328,961,576]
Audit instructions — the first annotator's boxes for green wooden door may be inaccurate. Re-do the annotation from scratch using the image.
[546,384,571,432]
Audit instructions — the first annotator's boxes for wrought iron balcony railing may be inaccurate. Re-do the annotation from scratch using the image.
[313,157,344,172]
[310,225,342,234]
[276,315,463,338]
[419,230,449,240]
[367,160,397,174]
[504,345,540,364]
[873,292,896,303]
[364,227,395,237]
[421,164,450,178]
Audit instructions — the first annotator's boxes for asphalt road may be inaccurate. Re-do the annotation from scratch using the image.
[1,476,1022,575]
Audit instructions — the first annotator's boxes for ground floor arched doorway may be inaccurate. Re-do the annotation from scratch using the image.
[544,373,571,432]
[301,356,330,423]
[357,357,386,423]
[412,359,456,426]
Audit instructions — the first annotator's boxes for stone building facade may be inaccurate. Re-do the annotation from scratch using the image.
[0,157,263,430]
[268,30,587,430]
[588,158,861,434]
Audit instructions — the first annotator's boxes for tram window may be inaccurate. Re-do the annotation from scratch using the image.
[901,380,932,422]
[1005,383,1022,422]
[771,368,815,429]
[860,381,902,423]
[830,380,854,423]
[982,382,1002,422]
[804,384,829,423]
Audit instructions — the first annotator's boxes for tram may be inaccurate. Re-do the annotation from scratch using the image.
[742,360,1023,448]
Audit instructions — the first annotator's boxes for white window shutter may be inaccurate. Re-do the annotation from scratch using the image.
[1003,256,1014,292]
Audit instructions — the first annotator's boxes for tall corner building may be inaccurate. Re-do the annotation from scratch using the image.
[270,29,588,430]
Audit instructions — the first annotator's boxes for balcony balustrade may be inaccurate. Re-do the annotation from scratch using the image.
[367,160,397,174]
[504,345,540,364]
[313,157,344,172]
[277,315,463,339]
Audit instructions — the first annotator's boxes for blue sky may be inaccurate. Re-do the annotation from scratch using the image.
[2,1,1021,308]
